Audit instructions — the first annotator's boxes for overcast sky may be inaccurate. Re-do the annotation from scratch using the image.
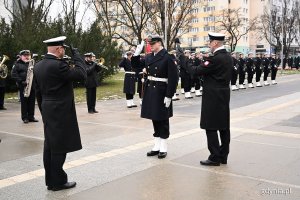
[0,0,96,30]
[49,0,96,30]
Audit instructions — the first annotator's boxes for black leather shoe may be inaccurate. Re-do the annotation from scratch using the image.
[88,110,94,114]
[131,104,137,107]
[221,160,227,164]
[47,186,53,190]
[29,118,39,122]
[147,150,159,157]
[127,106,132,108]
[0,107,7,110]
[200,160,220,166]
[93,110,99,113]
[185,97,193,99]
[51,182,76,191]
[23,119,29,124]
[158,152,167,159]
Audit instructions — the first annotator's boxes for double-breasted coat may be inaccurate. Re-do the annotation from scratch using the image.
[34,53,86,154]
[119,57,136,95]
[131,49,178,121]
[188,49,233,130]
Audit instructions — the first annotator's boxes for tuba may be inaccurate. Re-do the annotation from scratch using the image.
[24,59,35,97]
[0,55,9,79]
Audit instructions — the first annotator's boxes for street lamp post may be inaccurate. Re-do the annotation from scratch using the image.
[164,0,168,50]
[281,2,284,73]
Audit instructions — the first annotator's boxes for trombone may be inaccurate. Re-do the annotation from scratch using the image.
[0,55,9,79]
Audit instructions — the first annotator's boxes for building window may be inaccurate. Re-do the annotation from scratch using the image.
[204,16,215,22]
[204,6,215,12]
[193,37,199,42]
[204,26,215,31]
[191,18,199,23]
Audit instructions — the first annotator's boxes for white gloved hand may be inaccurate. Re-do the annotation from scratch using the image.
[141,78,145,83]
[134,41,145,56]
[164,97,172,108]
[142,68,147,74]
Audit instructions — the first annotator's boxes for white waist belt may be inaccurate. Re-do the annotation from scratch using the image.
[148,76,168,83]
[125,72,135,74]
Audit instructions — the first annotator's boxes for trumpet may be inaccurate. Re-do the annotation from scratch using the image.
[95,57,108,70]
[0,55,9,79]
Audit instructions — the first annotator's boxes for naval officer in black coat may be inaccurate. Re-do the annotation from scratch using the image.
[131,35,178,159]
[119,51,138,108]
[34,36,86,191]
[84,52,101,113]
[188,32,233,166]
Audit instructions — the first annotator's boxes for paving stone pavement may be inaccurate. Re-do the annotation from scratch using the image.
[0,74,300,200]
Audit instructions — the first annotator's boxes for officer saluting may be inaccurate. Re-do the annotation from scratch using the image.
[188,32,232,166]
[132,35,178,159]
[34,36,86,191]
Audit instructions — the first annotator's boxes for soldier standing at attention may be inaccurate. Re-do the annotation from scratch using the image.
[254,53,263,87]
[262,53,271,86]
[188,32,233,166]
[238,53,246,89]
[231,52,239,91]
[246,52,255,88]
[119,51,138,108]
[270,54,278,85]
[131,35,178,159]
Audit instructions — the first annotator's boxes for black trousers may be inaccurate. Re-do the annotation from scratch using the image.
[181,76,185,89]
[126,94,134,100]
[181,74,191,92]
[194,76,201,90]
[206,129,230,163]
[238,70,245,85]
[247,69,254,84]
[263,68,270,81]
[43,139,67,187]
[86,87,96,112]
[271,68,278,80]
[231,71,238,85]
[0,87,5,108]
[137,76,143,99]
[255,67,262,82]
[19,87,35,121]
[152,119,170,139]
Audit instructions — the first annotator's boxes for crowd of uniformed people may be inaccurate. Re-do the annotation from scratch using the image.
[0,32,299,191]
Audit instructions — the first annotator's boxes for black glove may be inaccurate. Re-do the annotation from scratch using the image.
[70,44,79,56]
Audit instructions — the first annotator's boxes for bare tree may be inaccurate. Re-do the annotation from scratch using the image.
[4,0,54,25]
[61,0,92,33]
[258,0,297,57]
[92,0,117,38]
[293,0,300,48]
[149,0,194,50]
[92,0,153,47]
[216,8,257,52]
